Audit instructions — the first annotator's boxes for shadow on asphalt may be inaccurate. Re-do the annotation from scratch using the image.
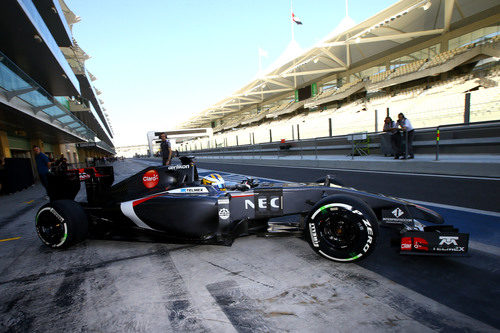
[358,227,499,329]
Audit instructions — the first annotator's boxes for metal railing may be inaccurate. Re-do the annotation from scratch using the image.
[435,120,500,160]
[182,120,500,161]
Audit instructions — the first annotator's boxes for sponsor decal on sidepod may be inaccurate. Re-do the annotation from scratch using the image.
[218,208,230,220]
[142,170,159,188]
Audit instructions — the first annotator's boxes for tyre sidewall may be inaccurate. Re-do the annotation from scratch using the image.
[305,195,379,262]
[36,200,88,248]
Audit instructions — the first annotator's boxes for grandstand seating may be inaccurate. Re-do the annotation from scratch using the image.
[313,86,337,100]
[267,100,294,118]
[390,59,427,78]
[421,46,470,69]
[369,69,394,83]
[198,72,499,150]
[335,78,362,94]
[195,37,500,152]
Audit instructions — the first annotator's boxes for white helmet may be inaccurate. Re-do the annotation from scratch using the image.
[201,173,226,191]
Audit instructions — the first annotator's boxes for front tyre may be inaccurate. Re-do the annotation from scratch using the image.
[35,200,88,248]
[305,195,378,262]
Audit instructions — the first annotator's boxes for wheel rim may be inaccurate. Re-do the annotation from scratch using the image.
[317,207,361,251]
[310,203,372,260]
[36,208,67,246]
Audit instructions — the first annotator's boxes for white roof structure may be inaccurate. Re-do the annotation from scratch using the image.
[181,0,500,128]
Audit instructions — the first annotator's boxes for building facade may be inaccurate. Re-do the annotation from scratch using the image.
[0,0,114,193]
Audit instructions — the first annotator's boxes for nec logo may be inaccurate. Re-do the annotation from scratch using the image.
[439,236,459,246]
[245,197,281,210]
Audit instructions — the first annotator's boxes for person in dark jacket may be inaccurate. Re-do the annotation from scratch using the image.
[33,145,51,195]
[383,116,400,158]
[159,132,172,165]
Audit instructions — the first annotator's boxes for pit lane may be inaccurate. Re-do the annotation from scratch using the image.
[0,158,498,332]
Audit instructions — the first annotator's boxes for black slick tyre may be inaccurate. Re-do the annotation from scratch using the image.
[305,195,378,262]
[35,200,88,248]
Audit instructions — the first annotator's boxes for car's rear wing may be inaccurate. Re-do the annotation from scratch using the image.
[47,166,114,202]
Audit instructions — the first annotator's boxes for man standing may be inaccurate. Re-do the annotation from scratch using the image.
[159,132,172,166]
[33,145,51,195]
[397,113,415,159]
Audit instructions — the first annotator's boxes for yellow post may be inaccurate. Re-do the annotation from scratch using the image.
[0,131,12,159]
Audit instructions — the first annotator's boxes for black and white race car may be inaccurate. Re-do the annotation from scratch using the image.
[35,157,469,262]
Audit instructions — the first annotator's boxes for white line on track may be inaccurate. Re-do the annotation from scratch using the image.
[469,241,500,256]
[404,199,500,217]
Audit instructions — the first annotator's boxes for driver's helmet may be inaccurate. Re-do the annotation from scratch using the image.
[202,173,226,191]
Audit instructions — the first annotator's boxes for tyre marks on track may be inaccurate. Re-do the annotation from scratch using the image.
[53,270,87,308]
[0,246,91,332]
[0,245,192,286]
[334,265,496,332]
[285,237,498,332]
[149,245,208,332]
[206,280,271,333]
[0,292,36,332]
[206,261,274,289]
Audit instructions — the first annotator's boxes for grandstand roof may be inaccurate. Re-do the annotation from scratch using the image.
[181,0,500,128]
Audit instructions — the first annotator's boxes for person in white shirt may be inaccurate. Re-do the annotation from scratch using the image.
[397,113,415,159]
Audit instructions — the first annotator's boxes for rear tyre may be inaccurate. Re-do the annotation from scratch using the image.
[35,200,88,248]
[305,195,378,262]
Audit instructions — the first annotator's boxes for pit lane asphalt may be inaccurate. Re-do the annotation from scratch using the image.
[0,158,498,332]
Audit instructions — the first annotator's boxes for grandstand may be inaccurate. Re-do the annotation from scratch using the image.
[179,0,499,153]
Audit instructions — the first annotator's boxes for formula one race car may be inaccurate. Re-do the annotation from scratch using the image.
[35,157,469,262]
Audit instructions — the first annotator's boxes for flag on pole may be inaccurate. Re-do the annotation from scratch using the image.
[292,12,303,25]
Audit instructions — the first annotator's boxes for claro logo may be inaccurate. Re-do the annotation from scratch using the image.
[142,170,159,188]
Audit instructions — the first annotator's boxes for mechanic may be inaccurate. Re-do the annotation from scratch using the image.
[33,145,51,196]
[397,113,415,159]
[159,132,172,166]
[53,154,68,173]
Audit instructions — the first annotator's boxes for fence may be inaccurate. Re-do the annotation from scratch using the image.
[182,120,500,160]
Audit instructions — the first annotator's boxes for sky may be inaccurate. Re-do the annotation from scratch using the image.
[67,0,396,147]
